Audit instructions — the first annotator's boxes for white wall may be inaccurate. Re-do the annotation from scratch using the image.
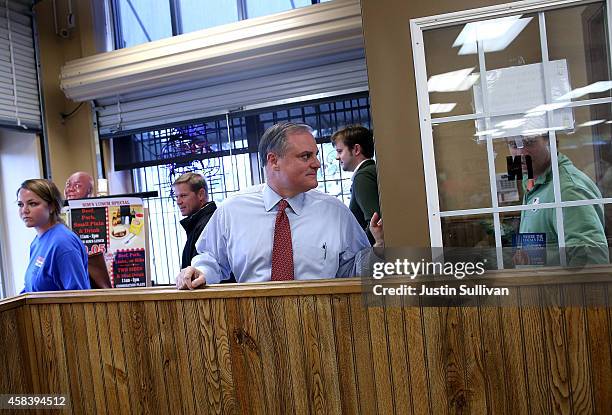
[0,128,42,297]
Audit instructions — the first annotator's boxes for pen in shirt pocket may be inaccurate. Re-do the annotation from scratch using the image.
[322,242,327,260]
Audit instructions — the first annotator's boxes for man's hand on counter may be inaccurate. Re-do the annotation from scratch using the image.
[176,266,207,290]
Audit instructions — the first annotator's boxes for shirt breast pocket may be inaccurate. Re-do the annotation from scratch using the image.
[294,243,335,278]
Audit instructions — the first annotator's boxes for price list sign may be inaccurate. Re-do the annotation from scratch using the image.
[70,207,108,255]
[68,196,149,288]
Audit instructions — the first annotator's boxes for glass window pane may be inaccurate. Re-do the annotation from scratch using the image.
[178,0,239,34]
[546,4,612,103]
[117,0,172,48]
[500,209,562,268]
[482,13,541,71]
[246,0,312,19]
[434,121,492,211]
[556,103,612,199]
[424,26,481,118]
[441,215,498,268]
[562,206,609,265]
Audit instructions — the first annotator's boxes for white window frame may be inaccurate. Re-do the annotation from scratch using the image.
[410,0,612,268]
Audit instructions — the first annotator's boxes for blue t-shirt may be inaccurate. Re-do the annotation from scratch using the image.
[21,223,90,293]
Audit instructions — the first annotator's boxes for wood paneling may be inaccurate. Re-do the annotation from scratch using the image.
[1,277,611,414]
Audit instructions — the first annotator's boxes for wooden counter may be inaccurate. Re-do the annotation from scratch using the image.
[1,270,611,414]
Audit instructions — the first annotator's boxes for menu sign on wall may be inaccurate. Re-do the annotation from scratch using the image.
[68,196,149,288]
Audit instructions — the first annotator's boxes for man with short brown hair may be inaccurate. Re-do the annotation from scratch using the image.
[173,172,217,269]
[332,125,381,244]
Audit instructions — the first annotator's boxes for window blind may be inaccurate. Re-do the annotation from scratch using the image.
[0,0,41,130]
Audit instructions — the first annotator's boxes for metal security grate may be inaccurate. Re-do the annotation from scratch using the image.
[132,93,371,284]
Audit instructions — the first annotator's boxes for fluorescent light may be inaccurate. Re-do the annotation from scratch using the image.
[453,16,532,55]
[556,81,612,101]
[578,120,605,127]
[429,103,457,114]
[427,68,479,92]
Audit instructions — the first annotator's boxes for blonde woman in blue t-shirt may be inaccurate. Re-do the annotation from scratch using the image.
[17,179,90,293]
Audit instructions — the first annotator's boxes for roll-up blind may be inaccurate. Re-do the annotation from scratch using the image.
[0,0,41,130]
[60,0,367,137]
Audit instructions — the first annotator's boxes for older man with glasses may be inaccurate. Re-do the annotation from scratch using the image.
[64,171,95,200]
[507,135,608,266]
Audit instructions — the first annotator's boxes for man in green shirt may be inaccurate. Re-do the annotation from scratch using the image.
[508,135,609,266]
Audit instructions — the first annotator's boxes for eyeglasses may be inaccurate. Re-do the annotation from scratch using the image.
[507,137,541,149]
[65,181,84,190]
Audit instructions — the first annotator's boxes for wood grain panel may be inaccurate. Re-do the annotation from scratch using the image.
[368,303,394,415]
[283,296,311,414]
[58,303,85,414]
[182,299,212,415]
[95,303,122,415]
[223,298,249,415]
[314,296,343,415]
[520,287,553,414]
[195,299,223,414]
[155,300,185,415]
[0,279,611,415]
[170,300,197,415]
[2,308,30,395]
[403,300,430,415]
[84,302,110,415]
[211,299,238,415]
[28,305,47,393]
[300,295,327,414]
[40,304,71,396]
[563,285,592,415]
[441,306,469,415]
[498,294,529,415]
[67,303,97,413]
[479,303,507,414]
[253,296,293,414]
[461,306,487,415]
[422,305,449,415]
[584,283,612,414]
[237,297,267,415]
[540,286,571,415]
[20,305,41,394]
[119,301,154,415]
[348,294,377,414]
[106,302,132,415]
[384,303,412,414]
[330,295,359,415]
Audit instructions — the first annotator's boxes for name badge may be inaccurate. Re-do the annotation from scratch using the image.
[35,256,45,267]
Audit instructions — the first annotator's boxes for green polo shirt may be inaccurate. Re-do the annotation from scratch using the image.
[519,154,609,265]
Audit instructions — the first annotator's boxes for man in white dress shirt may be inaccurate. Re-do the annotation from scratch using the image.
[176,122,384,288]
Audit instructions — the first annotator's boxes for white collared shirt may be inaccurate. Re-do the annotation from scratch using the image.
[192,183,371,283]
[351,159,371,180]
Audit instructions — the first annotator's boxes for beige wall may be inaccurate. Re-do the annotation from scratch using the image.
[34,0,98,188]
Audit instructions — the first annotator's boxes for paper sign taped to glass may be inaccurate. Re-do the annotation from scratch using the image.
[473,59,575,139]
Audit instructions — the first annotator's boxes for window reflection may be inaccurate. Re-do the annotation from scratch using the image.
[178,0,239,34]
[246,0,312,19]
[117,0,172,48]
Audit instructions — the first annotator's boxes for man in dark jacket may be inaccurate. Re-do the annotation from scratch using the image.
[174,172,217,268]
[332,125,381,245]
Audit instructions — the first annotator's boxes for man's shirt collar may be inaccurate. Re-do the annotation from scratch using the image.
[263,183,305,215]
[352,158,373,180]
